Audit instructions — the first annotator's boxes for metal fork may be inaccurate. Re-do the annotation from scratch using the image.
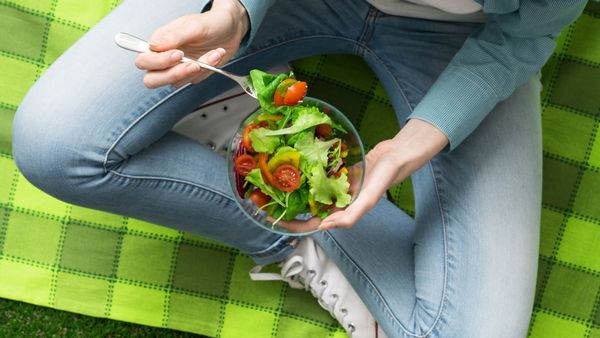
[114,32,256,98]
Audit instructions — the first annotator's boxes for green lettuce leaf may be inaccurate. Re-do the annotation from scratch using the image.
[248,129,281,154]
[258,182,309,222]
[294,133,339,170]
[261,107,332,136]
[308,166,351,208]
[283,187,309,221]
[249,70,288,113]
[328,118,347,134]
[286,129,312,146]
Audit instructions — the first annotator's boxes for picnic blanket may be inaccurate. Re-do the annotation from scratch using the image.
[0,0,599,337]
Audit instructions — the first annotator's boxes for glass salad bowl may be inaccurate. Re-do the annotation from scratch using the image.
[226,97,365,236]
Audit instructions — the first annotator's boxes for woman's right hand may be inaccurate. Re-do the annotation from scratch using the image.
[134,0,250,88]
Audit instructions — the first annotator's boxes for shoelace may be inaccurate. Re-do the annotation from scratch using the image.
[250,257,355,333]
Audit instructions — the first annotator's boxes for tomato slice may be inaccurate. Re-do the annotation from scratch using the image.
[272,164,301,192]
[315,124,332,138]
[273,79,307,106]
[242,123,258,152]
[284,81,307,105]
[249,189,270,208]
[258,153,273,185]
[234,154,256,176]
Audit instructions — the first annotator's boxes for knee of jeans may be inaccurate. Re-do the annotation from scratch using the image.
[12,98,104,204]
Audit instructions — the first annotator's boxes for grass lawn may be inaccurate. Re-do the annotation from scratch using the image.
[0,298,206,337]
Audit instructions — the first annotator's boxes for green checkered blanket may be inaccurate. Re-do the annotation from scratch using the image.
[0,1,598,337]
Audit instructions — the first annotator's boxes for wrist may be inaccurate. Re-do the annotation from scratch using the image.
[213,0,250,42]
[392,118,448,172]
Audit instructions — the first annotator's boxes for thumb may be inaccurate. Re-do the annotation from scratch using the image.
[149,15,204,51]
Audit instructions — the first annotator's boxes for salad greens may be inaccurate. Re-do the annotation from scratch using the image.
[260,107,332,136]
[250,70,288,113]
[234,70,353,224]
[294,133,339,171]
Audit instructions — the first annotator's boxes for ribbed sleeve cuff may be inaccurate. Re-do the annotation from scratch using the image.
[237,0,274,51]
[407,66,499,151]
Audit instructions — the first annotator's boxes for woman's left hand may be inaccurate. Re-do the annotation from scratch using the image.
[277,118,449,233]
[318,138,410,230]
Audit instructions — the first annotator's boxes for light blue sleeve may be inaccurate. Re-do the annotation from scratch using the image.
[407,0,587,151]
[237,0,278,51]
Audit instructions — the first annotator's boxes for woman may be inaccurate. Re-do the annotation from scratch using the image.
[12,0,585,337]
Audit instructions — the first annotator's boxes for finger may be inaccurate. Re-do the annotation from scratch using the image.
[186,48,227,85]
[320,160,398,229]
[135,49,183,71]
[269,216,322,233]
[149,14,205,52]
[143,62,197,89]
[318,195,374,230]
[144,48,224,88]
[171,48,225,87]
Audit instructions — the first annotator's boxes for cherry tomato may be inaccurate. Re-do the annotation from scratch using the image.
[242,121,269,152]
[272,164,301,192]
[273,79,294,107]
[234,154,256,176]
[273,79,308,106]
[315,124,332,138]
[258,153,273,185]
[249,189,270,208]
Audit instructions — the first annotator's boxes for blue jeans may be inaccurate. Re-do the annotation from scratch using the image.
[12,0,541,337]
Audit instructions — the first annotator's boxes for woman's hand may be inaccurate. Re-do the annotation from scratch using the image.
[134,0,249,88]
[278,119,448,233]
[319,119,448,230]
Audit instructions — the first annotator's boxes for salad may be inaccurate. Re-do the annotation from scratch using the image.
[232,69,353,224]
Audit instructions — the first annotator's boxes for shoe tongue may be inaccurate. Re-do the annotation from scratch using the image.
[280,256,304,278]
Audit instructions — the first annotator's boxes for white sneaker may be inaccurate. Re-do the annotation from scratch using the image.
[250,236,387,338]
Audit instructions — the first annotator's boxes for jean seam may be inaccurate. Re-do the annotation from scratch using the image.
[102,87,179,174]
[354,6,379,55]
[107,170,233,202]
[356,43,415,118]
[421,161,451,337]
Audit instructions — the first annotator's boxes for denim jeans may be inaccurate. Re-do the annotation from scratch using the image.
[12,0,542,337]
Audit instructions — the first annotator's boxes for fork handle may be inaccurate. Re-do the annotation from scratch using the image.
[114,32,231,78]
[114,32,151,53]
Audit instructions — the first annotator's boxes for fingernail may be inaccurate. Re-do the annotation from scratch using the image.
[171,50,183,61]
[208,50,222,64]
[149,39,161,47]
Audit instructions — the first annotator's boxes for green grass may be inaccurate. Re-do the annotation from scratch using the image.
[0,298,207,337]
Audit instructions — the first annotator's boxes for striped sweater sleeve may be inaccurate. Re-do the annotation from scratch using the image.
[407,0,587,151]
